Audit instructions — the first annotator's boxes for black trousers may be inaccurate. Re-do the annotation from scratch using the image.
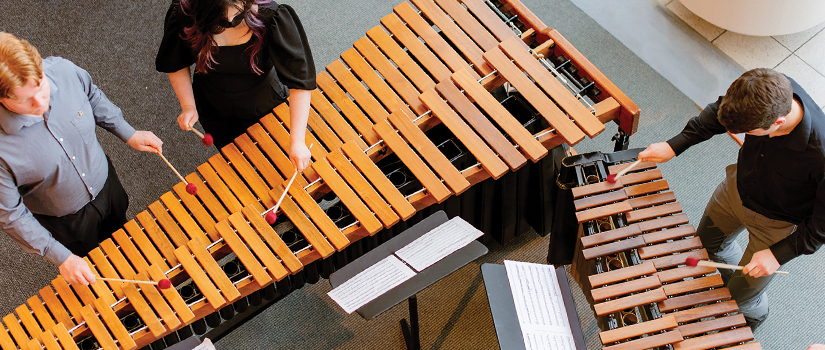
[33,157,129,257]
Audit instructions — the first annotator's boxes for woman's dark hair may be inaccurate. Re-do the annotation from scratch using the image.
[179,0,269,74]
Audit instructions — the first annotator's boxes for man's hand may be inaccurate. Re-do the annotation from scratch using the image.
[807,344,825,350]
[638,142,676,163]
[742,249,781,278]
[127,130,163,154]
[289,142,311,172]
[177,105,199,131]
[58,254,96,286]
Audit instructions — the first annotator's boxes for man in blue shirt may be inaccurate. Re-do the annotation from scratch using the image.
[0,32,163,286]
[640,68,825,330]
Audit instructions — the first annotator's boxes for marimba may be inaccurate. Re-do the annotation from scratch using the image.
[0,0,640,349]
[568,150,762,350]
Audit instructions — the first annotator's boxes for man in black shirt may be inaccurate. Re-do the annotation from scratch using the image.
[640,68,825,331]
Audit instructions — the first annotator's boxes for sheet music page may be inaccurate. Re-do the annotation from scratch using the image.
[327,255,416,314]
[504,260,576,350]
[394,216,483,272]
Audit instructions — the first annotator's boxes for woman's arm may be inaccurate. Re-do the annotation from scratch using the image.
[167,67,199,130]
[288,88,312,171]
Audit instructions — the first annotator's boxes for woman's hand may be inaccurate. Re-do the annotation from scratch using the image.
[177,105,199,131]
[289,142,311,172]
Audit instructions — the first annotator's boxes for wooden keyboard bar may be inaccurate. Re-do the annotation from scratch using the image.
[669,300,740,324]
[269,186,336,258]
[227,212,289,281]
[93,298,137,350]
[189,240,242,302]
[123,220,171,271]
[628,191,676,209]
[638,213,689,232]
[624,179,669,197]
[625,202,683,223]
[678,314,746,338]
[135,271,181,331]
[499,37,604,137]
[198,162,244,214]
[643,225,696,245]
[147,201,189,248]
[327,150,400,228]
[436,80,527,170]
[650,249,709,270]
[662,274,724,297]
[572,169,663,198]
[309,88,368,150]
[313,158,384,235]
[459,0,518,42]
[146,265,196,324]
[100,239,137,280]
[52,324,80,350]
[540,28,640,135]
[52,276,84,323]
[340,49,420,118]
[111,229,150,278]
[272,104,334,159]
[216,220,272,289]
[658,288,731,313]
[366,26,436,92]
[394,2,479,79]
[582,236,645,260]
[315,72,379,145]
[78,305,117,350]
[373,120,452,202]
[420,88,509,179]
[591,275,661,302]
[483,47,585,145]
[380,13,454,82]
[638,236,703,260]
[576,201,633,223]
[594,288,667,316]
[26,296,56,335]
[282,180,349,251]
[135,211,178,267]
[581,224,642,248]
[242,206,303,273]
[599,315,678,344]
[221,144,276,209]
[434,0,498,50]
[608,161,657,175]
[388,110,471,195]
[672,327,753,350]
[574,190,628,211]
[3,315,29,350]
[174,246,225,309]
[246,124,307,187]
[725,342,763,350]
[353,37,426,114]
[234,133,287,188]
[38,286,73,328]
[450,69,547,162]
[40,330,60,350]
[341,141,416,220]
[261,110,327,166]
[589,261,656,288]
[410,0,493,74]
[121,283,165,337]
[184,173,232,223]
[208,155,263,212]
[603,330,683,350]
[15,305,40,344]
[655,265,716,284]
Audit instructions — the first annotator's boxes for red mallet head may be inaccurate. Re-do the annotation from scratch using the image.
[606,174,617,184]
[158,279,173,290]
[185,183,198,195]
[201,133,214,147]
[264,211,277,225]
[685,257,699,267]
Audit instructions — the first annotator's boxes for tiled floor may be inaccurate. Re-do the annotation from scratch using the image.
[660,0,825,110]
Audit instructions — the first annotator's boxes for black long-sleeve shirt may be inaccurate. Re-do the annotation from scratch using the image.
[667,77,825,265]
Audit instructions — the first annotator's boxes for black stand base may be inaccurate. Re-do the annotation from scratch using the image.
[400,295,420,350]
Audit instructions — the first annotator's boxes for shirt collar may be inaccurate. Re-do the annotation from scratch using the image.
[777,92,812,152]
[0,72,57,135]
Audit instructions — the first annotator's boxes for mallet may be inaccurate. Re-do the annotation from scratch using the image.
[157,152,198,195]
[263,144,313,224]
[97,277,173,289]
[188,124,213,147]
[607,159,642,184]
[685,257,788,274]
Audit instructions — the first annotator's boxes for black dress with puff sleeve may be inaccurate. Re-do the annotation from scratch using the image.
[156,0,316,148]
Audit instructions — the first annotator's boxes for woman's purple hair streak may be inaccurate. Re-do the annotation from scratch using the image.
[179,0,268,74]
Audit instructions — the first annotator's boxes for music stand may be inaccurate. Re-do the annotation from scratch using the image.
[481,263,587,350]
[329,211,488,350]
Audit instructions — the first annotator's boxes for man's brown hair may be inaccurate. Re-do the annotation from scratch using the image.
[0,32,43,100]
[718,68,793,134]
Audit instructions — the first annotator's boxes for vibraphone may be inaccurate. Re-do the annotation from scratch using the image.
[0,0,640,349]
[567,151,762,350]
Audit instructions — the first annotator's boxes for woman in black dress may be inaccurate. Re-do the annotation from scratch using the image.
[156,0,315,171]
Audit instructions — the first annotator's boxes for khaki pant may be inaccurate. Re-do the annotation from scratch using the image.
[696,164,796,322]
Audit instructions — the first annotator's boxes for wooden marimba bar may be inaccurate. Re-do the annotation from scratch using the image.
[0,0,640,349]
[569,155,763,350]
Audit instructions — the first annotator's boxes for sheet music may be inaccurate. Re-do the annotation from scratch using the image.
[504,260,576,350]
[394,216,483,272]
[327,255,416,314]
